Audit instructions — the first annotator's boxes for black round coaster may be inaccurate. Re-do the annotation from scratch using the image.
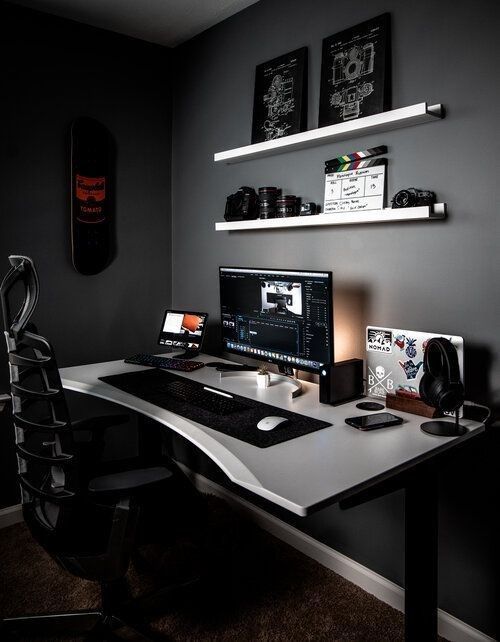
[356,401,385,411]
[421,420,468,437]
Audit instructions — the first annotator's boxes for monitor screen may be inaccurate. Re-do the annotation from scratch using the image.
[158,310,208,350]
[219,267,333,372]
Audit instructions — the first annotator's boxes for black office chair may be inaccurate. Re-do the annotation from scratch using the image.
[0,255,174,640]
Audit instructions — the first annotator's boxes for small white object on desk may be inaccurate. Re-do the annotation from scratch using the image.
[256,370,271,389]
[257,416,290,431]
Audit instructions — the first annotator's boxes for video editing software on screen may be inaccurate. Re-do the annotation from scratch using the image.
[220,267,333,371]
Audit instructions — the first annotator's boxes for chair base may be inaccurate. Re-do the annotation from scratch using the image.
[1,579,174,641]
[2,609,165,641]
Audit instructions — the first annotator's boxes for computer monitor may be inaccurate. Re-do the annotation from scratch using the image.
[219,267,333,373]
[158,309,208,358]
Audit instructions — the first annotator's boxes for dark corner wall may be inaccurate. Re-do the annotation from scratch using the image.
[0,2,173,505]
[171,0,499,636]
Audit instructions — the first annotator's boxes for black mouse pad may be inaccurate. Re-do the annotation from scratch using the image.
[100,369,331,448]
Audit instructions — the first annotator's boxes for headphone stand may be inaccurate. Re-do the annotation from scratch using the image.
[421,410,467,437]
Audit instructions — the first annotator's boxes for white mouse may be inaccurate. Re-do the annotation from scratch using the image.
[257,416,290,431]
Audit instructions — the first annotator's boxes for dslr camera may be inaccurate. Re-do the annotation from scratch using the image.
[391,188,436,209]
[225,186,258,221]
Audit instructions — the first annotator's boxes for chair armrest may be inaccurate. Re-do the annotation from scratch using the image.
[88,466,172,495]
[0,394,10,413]
[72,414,129,442]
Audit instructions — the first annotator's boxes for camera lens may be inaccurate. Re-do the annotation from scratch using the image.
[392,190,414,208]
[276,195,297,218]
[258,186,279,219]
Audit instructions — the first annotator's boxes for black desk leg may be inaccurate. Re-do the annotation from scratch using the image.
[137,415,164,466]
[405,465,438,641]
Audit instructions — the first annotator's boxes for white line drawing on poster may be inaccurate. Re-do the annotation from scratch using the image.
[332,44,375,84]
[330,82,374,120]
[263,74,295,119]
[263,120,291,140]
[261,74,295,141]
[330,43,375,121]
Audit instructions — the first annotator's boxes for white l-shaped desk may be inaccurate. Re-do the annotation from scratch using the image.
[60,353,485,641]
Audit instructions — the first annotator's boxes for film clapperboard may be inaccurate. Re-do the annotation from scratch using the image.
[324,146,387,214]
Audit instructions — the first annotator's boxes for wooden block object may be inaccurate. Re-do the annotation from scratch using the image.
[386,393,442,418]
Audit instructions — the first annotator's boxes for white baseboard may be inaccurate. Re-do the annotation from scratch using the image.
[0,472,494,642]
[0,503,23,529]
[181,467,494,642]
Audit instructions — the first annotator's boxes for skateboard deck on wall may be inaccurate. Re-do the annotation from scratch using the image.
[71,117,113,275]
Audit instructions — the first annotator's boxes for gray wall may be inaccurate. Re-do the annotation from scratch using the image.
[1,0,497,635]
[0,3,173,507]
[171,0,499,635]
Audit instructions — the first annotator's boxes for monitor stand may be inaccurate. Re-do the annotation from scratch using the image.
[278,364,294,376]
[219,368,303,398]
[173,349,200,360]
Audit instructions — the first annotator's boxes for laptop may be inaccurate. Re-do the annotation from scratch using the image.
[158,309,208,358]
[365,326,464,413]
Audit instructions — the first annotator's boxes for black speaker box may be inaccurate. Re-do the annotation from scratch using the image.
[319,359,364,405]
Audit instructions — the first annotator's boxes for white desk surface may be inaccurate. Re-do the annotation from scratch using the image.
[60,354,484,516]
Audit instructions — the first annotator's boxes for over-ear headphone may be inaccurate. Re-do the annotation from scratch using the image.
[419,337,464,413]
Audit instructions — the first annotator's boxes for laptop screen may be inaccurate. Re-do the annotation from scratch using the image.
[158,310,208,351]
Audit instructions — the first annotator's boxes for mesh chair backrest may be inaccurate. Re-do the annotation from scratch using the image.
[0,256,80,531]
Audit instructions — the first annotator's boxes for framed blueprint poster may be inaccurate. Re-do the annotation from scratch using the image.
[251,47,308,144]
[318,14,390,127]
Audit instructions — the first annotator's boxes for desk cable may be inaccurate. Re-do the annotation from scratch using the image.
[463,400,491,425]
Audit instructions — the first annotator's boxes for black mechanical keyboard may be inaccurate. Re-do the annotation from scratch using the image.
[161,380,248,416]
[124,353,204,372]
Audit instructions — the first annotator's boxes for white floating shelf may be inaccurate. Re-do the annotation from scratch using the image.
[214,103,443,164]
[215,204,446,232]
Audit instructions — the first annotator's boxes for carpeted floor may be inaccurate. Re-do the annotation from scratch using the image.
[0,495,441,641]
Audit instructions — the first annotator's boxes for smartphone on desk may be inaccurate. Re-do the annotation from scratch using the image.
[345,412,404,431]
